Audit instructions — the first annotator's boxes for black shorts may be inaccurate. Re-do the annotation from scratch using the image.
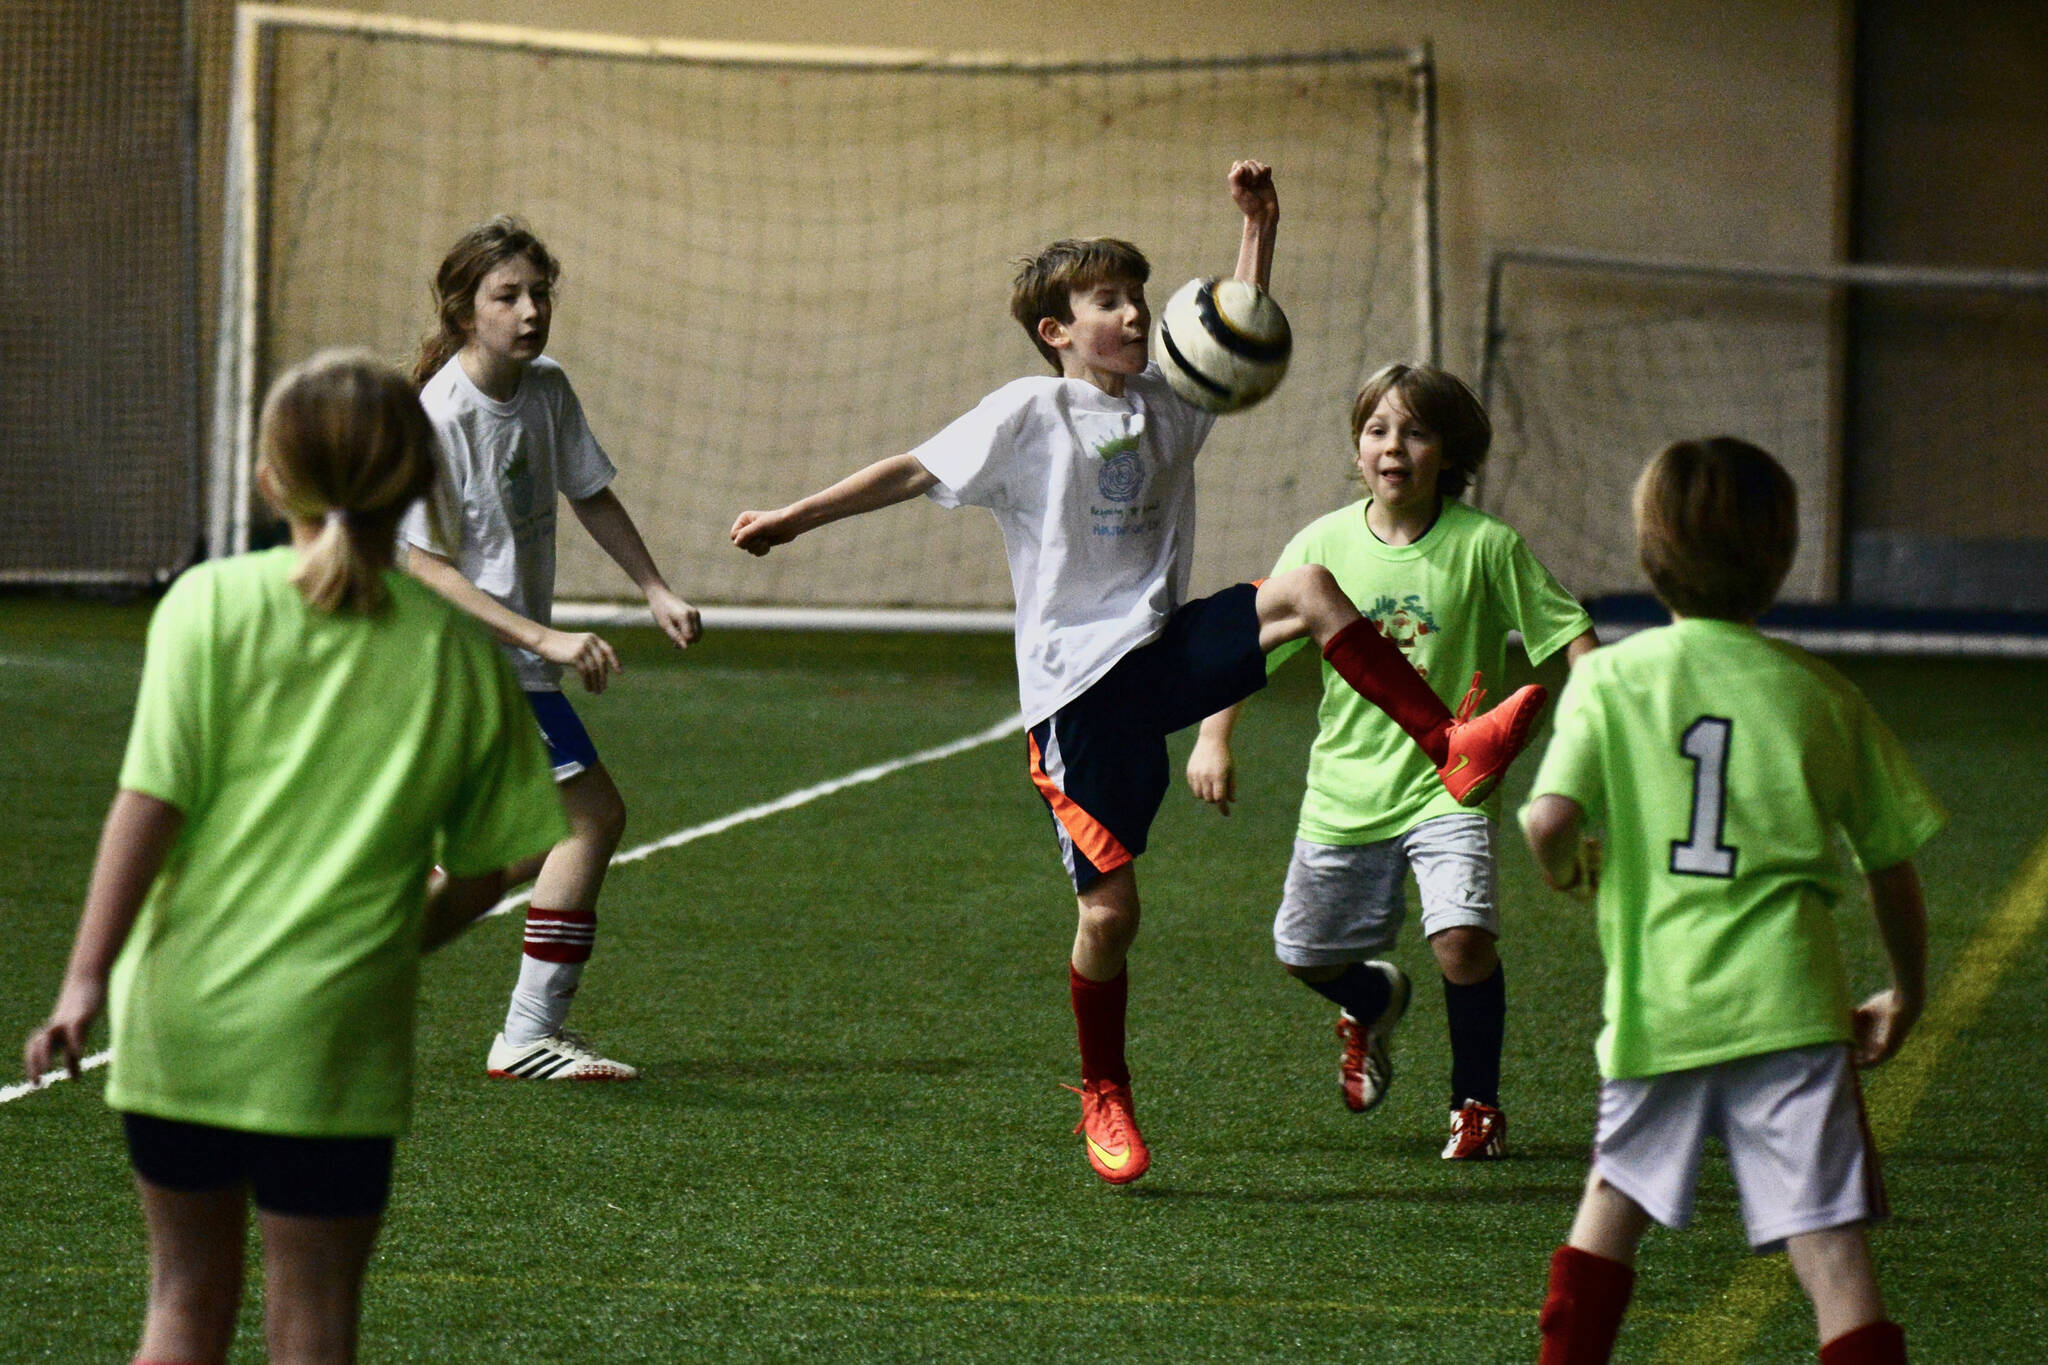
[1027,583,1267,891]
[122,1112,396,1219]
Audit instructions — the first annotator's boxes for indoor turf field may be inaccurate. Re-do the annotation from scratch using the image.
[4,600,2043,1362]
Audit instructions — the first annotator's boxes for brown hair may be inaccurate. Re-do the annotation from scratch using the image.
[259,350,440,614]
[1349,363,1491,499]
[1010,237,1150,372]
[412,215,561,389]
[1633,437,1798,621]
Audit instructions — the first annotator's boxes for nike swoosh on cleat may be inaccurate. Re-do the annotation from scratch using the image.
[1445,755,1470,776]
[1085,1136,1132,1170]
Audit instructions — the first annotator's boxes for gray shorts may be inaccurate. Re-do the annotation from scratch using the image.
[1592,1043,1887,1252]
[1272,813,1499,968]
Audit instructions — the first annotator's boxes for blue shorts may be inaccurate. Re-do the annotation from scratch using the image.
[1027,583,1267,891]
[527,690,600,783]
[122,1112,395,1219]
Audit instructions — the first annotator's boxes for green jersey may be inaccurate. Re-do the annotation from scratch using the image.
[1269,497,1590,843]
[106,549,566,1136]
[1526,618,1946,1080]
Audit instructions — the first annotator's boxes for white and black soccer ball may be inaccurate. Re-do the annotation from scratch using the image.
[1154,276,1292,414]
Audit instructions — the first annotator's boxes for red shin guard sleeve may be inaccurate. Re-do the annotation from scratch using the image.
[1070,964,1130,1086]
[1819,1320,1906,1365]
[1321,618,1453,763]
[522,907,596,964]
[1538,1245,1635,1365]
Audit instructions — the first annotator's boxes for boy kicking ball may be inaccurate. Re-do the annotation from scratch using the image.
[732,162,1546,1186]
[1520,438,1941,1364]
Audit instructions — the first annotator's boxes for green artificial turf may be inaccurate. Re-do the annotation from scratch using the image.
[2,601,2042,1361]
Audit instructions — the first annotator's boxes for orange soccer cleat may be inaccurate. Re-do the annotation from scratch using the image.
[1065,1078,1150,1185]
[1438,674,1548,806]
[1443,1098,1508,1160]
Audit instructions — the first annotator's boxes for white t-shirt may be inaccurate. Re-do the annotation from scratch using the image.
[399,355,616,690]
[915,364,1217,725]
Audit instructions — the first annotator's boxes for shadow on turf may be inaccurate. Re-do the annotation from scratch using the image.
[644,1056,978,1081]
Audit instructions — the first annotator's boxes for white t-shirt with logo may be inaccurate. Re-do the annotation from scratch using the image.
[399,354,616,691]
[914,365,1217,725]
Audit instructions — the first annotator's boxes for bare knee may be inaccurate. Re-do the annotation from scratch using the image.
[1429,926,1499,984]
[1077,896,1140,956]
[1256,564,1358,650]
[564,769,627,852]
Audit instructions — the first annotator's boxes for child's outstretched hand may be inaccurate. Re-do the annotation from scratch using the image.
[730,507,797,557]
[1185,733,1237,816]
[538,628,623,693]
[1229,159,1277,226]
[1850,987,1920,1067]
[646,585,702,649]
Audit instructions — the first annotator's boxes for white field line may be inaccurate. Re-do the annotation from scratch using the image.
[2,714,1026,1106]
[2,1052,112,1104]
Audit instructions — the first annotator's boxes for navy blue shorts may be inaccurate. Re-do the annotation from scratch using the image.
[122,1112,395,1219]
[526,689,600,782]
[1027,583,1267,891]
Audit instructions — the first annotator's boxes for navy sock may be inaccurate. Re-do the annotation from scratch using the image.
[1444,962,1505,1107]
[1303,962,1393,1024]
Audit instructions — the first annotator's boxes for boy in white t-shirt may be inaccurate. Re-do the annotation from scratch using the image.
[730,162,1547,1185]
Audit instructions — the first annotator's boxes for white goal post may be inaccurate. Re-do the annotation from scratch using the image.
[210,5,1440,626]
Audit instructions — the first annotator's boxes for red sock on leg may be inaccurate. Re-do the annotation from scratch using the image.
[1538,1245,1635,1365]
[1819,1321,1906,1365]
[1321,618,1452,763]
[1070,965,1130,1086]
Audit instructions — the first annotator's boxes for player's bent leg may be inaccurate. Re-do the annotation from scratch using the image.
[1786,1225,1896,1356]
[1432,926,1508,1154]
[1071,863,1141,981]
[134,1179,248,1365]
[495,760,638,1078]
[1289,961,1410,1114]
[257,1209,382,1365]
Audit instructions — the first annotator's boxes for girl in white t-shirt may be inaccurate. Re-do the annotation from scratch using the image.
[403,216,701,1082]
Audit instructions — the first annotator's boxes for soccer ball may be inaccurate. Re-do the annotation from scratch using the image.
[1154,276,1292,414]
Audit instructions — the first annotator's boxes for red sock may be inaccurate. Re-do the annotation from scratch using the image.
[1321,618,1453,763]
[523,906,596,963]
[1819,1321,1906,1365]
[1538,1245,1635,1365]
[1070,964,1130,1086]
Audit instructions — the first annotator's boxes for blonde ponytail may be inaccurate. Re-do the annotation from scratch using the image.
[258,351,439,613]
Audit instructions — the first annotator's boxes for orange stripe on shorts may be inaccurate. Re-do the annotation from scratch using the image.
[1027,732,1133,875]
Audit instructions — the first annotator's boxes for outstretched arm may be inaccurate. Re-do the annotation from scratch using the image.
[731,453,939,556]
[406,546,622,693]
[570,487,701,650]
[23,790,184,1082]
[1851,859,1929,1067]
[1229,159,1278,290]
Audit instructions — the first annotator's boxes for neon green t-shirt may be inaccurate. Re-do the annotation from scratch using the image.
[1268,497,1591,843]
[105,549,567,1136]
[1525,618,1946,1080]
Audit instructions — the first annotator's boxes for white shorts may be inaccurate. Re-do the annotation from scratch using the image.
[1272,814,1499,968]
[1592,1043,1887,1253]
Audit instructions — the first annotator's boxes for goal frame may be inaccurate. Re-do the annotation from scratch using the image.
[207,5,1440,628]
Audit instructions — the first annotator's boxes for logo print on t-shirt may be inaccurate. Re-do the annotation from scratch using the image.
[1096,435,1144,504]
[503,450,537,522]
[1367,594,1440,676]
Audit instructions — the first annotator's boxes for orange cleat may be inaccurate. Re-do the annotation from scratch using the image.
[1438,674,1548,805]
[1336,962,1410,1113]
[1065,1078,1150,1185]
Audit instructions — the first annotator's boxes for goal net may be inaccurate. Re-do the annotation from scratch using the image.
[1477,249,2048,611]
[3,0,195,585]
[212,7,1437,614]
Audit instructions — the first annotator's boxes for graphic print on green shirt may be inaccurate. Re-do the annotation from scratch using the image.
[1265,498,1591,845]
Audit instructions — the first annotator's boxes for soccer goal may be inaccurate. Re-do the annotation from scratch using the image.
[210,6,1440,622]
[1476,247,2048,616]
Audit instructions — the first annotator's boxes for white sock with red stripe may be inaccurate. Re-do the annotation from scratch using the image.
[503,907,595,1045]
